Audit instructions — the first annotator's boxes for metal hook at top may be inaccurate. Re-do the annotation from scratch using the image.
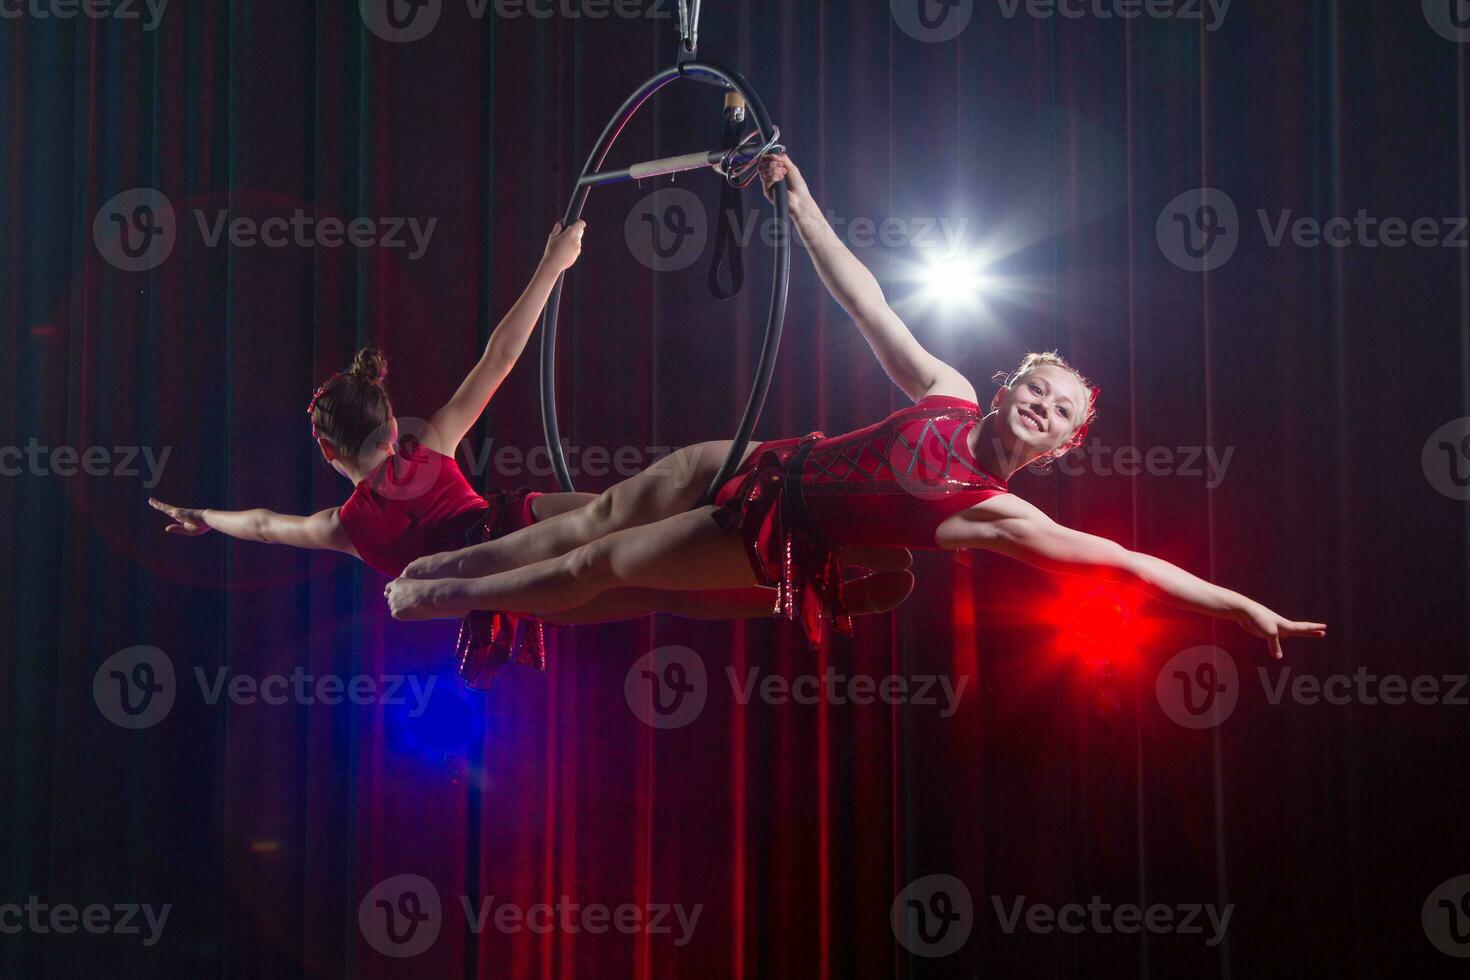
[677,0,701,62]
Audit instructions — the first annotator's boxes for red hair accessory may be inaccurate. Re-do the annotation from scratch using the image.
[306,374,338,438]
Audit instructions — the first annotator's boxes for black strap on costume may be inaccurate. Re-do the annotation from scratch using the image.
[708,93,748,301]
[781,437,817,532]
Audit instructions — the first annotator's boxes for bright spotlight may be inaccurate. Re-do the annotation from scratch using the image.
[890,213,1052,328]
[920,254,991,312]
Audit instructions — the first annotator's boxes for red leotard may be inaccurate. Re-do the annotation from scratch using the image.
[713,395,1008,645]
[338,440,495,578]
[336,438,544,688]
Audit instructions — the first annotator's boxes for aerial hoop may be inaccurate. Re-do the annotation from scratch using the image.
[538,54,790,505]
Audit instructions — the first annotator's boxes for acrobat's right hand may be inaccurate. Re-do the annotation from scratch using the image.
[543,220,587,273]
[149,497,212,536]
[758,153,810,209]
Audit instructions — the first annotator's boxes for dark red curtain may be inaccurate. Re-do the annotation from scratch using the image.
[4,1,1469,977]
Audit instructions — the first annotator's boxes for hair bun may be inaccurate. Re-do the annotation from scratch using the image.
[347,347,388,385]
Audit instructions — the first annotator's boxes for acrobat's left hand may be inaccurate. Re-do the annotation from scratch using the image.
[1234,600,1327,660]
[384,577,444,622]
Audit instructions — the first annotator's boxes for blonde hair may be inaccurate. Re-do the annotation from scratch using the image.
[991,351,1099,459]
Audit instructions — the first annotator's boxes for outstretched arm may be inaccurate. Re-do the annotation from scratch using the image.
[938,495,1327,659]
[149,497,359,557]
[757,154,974,404]
[422,221,586,455]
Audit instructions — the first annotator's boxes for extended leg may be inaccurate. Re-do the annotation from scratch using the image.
[388,507,758,620]
[404,441,755,580]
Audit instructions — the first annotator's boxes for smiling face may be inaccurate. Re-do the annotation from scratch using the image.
[990,364,1092,468]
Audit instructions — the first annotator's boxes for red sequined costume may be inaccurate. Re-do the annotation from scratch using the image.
[336,438,544,690]
[712,395,1009,646]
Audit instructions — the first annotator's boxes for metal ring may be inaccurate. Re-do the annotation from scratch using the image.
[539,61,790,506]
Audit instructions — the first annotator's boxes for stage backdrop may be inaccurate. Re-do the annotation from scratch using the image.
[3,1,1469,976]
